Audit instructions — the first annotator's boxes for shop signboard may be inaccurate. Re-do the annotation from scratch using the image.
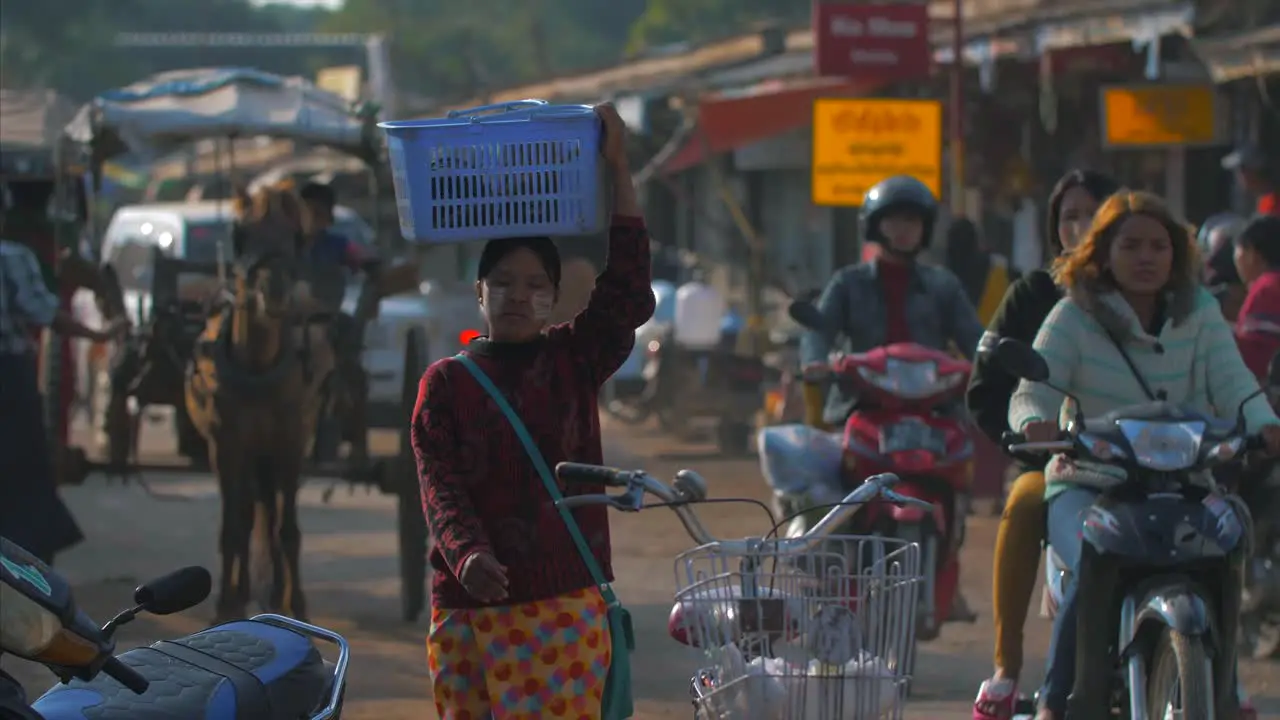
[811,97,942,207]
[1101,84,1221,147]
[813,2,931,83]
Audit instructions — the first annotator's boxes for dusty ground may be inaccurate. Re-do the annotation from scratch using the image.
[5,414,1279,718]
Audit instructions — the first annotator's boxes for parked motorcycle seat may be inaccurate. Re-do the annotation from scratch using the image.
[31,619,327,720]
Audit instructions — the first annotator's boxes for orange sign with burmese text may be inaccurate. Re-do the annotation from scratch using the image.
[811,97,942,207]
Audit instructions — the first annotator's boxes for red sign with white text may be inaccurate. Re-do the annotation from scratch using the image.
[813,2,931,83]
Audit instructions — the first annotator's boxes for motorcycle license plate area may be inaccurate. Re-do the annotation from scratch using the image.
[878,418,948,456]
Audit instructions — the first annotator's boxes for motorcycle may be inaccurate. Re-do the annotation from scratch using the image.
[992,338,1253,719]
[1239,350,1280,659]
[0,537,348,720]
[759,300,974,642]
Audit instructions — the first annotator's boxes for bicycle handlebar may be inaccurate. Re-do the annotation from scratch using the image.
[553,462,931,555]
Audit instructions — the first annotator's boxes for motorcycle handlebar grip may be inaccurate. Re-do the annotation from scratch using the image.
[102,656,149,695]
[1245,435,1267,453]
[1001,431,1026,446]
[554,462,630,488]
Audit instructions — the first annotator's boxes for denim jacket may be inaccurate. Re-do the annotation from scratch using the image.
[801,258,985,425]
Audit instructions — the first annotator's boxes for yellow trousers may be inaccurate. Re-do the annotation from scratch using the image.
[802,381,829,430]
[991,471,1047,675]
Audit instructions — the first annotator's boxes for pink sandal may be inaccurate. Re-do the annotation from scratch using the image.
[973,677,1018,720]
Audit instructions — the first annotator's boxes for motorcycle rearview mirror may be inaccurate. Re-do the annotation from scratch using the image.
[134,566,211,615]
[788,300,829,334]
[992,338,1049,382]
[993,338,1087,427]
[101,566,211,640]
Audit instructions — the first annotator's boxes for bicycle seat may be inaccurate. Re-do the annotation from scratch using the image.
[31,619,327,720]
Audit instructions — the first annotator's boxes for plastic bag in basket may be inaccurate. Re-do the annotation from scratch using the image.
[704,643,897,720]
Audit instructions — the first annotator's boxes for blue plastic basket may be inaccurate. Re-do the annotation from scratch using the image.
[379,99,606,244]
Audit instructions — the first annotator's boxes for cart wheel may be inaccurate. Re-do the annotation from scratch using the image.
[397,328,430,623]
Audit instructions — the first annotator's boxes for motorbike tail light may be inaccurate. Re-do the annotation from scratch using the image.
[458,329,481,346]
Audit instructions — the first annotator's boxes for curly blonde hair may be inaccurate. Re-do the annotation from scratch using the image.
[1051,189,1200,297]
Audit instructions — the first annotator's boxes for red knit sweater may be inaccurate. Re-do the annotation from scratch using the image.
[410,216,656,609]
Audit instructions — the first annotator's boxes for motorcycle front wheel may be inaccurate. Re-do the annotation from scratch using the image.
[1145,628,1214,719]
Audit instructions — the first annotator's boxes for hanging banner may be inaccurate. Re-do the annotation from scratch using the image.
[811,97,943,207]
[813,2,931,83]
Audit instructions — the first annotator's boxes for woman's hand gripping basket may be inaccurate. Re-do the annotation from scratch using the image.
[379,99,607,243]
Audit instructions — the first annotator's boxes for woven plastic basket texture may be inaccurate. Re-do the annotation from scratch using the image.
[380,99,606,243]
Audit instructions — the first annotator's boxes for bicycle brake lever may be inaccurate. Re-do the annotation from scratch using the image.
[881,490,933,511]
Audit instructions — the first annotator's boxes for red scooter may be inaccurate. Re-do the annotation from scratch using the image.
[772,301,975,641]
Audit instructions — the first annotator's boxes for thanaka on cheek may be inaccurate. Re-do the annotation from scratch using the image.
[531,291,554,321]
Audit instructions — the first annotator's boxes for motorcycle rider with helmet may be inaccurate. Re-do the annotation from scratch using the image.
[801,175,985,619]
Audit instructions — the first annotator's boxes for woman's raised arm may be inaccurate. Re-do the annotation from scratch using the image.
[556,104,656,386]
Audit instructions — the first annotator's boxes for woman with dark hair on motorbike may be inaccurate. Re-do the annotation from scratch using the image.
[966,168,1118,719]
[1010,190,1280,719]
[1202,213,1248,321]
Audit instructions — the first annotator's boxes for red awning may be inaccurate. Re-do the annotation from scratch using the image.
[661,78,883,174]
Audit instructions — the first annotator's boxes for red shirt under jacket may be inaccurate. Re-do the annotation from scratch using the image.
[410,216,656,609]
[1236,270,1280,382]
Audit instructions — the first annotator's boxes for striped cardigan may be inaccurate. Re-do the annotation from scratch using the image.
[1008,284,1279,497]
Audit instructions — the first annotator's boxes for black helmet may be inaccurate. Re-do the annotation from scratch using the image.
[860,176,938,247]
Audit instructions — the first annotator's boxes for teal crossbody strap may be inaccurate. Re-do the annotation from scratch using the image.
[452,354,619,607]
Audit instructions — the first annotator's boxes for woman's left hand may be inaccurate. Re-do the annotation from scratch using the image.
[1262,425,1280,455]
[595,102,628,168]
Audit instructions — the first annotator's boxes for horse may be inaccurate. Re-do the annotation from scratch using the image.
[185,184,334,622]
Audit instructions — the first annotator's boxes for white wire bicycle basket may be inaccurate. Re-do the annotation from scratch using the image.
[672,535,923,720]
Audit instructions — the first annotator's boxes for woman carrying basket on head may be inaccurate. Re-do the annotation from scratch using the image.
[411,104,654,720]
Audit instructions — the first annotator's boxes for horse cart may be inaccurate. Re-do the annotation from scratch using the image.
[63,68,435,622]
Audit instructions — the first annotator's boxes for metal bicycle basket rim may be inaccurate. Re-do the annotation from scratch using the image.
[379,100,607,244]
[673,535,924,720]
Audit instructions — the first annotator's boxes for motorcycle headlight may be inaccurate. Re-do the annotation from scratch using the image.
[1117,420,1205,471]
[856,360,963,400]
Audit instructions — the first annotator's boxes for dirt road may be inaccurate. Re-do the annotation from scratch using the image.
[6,417,1279,718]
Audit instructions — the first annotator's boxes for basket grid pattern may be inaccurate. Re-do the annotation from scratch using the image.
[674,536,923,720]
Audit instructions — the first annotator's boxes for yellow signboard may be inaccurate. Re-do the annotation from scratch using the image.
[1101,84,1218,147]
[812,98,942,207]
[317,66,363,103]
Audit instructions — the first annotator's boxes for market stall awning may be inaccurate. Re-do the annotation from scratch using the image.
[1194,26,1280,83]
[661,78,881,175]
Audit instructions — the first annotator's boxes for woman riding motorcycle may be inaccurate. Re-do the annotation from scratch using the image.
[966,169,1118,719]
[1008,190,1280,719]
[800,176,984,429]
